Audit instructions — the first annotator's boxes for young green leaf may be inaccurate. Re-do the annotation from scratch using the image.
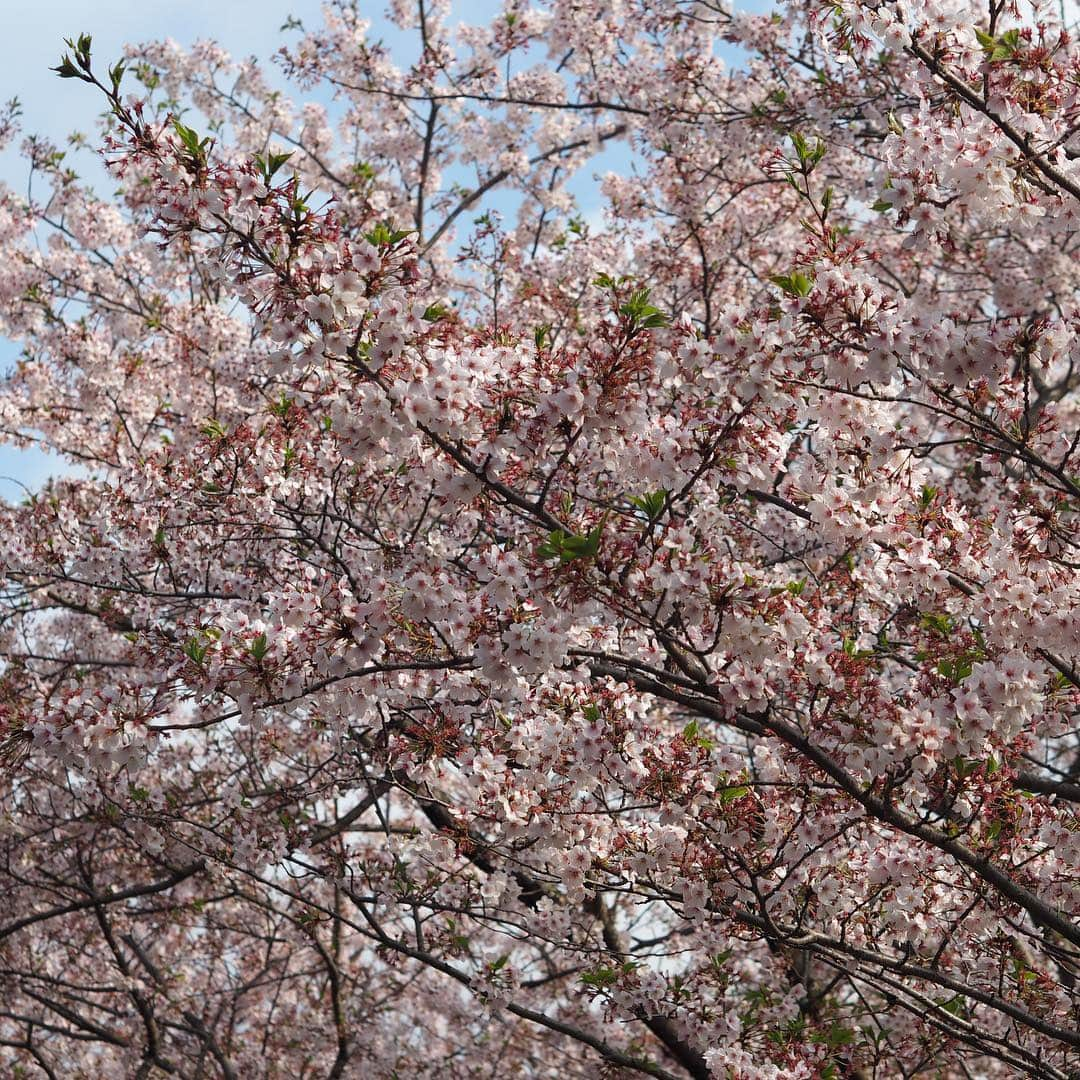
[770,271,815,298]
[629,489,668,522]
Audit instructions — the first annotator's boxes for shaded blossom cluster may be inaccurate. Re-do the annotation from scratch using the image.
[0,1,1078,1077]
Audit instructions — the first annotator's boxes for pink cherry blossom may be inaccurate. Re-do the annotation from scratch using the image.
[0,2,1078,1077]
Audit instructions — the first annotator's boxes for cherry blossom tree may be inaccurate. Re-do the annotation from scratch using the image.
[0,0,1078,1075]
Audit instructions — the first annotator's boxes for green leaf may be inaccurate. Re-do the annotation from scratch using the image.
[629,489,668,522]
[619,288,669,331]
[935,994,966,1017]
[267,150,292,177]
[683,719,715,751]
[920,612,955,637]
[580,960,637,989]
[365,223,391,246]
[1051,671,1073,691]
[183,638,208,665]
[200,418,227,440]
[52,57,85,80]
[54,34,94,80]
[937,655,974,682]
[173,120,213,166]
[269,393,294,419]
[364,221,415,246]
[134,63,161,90]
[255,151,293,183]
[581,966,619,988]
[1012,958,1038,983]
[709,949,733,971]
[249,633,269,662]
[824,1024,855,1049]
[539,520,605,565]
[978,27,1022,61]
[770,271,815,298]
[790,131,826,167]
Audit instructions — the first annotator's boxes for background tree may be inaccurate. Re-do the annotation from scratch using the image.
[0,0,1079,1076]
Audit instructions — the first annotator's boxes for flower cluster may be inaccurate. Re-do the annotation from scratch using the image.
[0,1,1078,1077]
